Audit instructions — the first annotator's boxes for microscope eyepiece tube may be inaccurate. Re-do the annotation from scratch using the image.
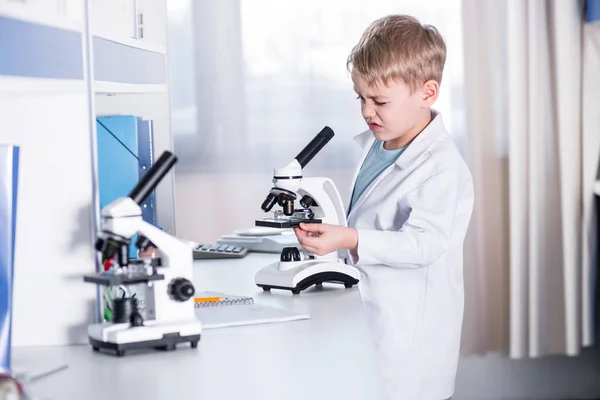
[294,126,334,168]
[128,151,178,205]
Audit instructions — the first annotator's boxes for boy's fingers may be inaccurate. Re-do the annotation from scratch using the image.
[298,235,319,247]
[302,245,318,254]
[299,223,325,233]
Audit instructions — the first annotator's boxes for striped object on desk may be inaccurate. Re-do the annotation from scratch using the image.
[194,292,254,308]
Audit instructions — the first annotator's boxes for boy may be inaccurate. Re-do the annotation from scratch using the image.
[294,15,474,400]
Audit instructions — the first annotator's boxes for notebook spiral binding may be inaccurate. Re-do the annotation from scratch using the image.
[194,297,254,308]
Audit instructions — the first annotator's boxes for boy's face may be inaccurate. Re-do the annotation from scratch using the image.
[352,70,435,149]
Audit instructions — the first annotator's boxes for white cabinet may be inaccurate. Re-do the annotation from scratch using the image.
[90,0,166,52]
[90,0,135,41]
[137,0,166,47]
[0,0,83,31]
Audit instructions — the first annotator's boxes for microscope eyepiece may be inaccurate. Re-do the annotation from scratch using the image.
[295,126,334,168]
[128,151,177,206]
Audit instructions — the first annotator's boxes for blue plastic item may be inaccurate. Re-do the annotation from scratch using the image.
[0,144,19,372]
[96,116,157,259]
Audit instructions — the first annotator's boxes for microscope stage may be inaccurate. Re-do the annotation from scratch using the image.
[256,218,322,229]
[83,271,165,286]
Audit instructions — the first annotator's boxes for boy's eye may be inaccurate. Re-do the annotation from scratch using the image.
[355,95,385,106]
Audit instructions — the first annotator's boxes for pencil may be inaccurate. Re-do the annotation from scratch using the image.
[194,297,222,303]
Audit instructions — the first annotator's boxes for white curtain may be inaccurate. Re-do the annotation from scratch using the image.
[462,0,592,358]
[461,0,510,356]
[581,16,600,349]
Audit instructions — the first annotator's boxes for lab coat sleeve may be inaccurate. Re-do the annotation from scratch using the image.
[351,169,464,268]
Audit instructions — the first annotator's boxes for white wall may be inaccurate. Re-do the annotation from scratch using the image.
[0,90,97,347]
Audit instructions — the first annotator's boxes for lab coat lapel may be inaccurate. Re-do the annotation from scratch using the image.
[346,130,375,216]
[348,162,395,222]
[393,110,445,170]
[346,130,396,221]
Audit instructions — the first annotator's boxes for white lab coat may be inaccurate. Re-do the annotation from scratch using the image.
[346,111,474,400]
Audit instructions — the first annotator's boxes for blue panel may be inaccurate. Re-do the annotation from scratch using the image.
[587,0,600,22]
[0,16,83,79]
[97,118,140,259]
[93,37,166,84]
[0,145,19,371]
[137,119,157,226]
[96,116,139,158]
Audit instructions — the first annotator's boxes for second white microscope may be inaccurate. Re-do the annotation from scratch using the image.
[83,151,202,356]
[254,127,360,294]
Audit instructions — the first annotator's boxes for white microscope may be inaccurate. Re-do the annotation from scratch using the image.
[254,127,360,294]
[83,151,202,356]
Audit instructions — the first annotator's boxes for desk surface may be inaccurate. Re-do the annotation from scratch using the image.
[14,253,386,400]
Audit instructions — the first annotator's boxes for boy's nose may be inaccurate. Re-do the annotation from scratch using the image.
[362,104,375,119]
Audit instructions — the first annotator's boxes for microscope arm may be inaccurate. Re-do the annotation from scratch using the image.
[87,150,193,287]
[133,217,192,264]
[261,127,335,213]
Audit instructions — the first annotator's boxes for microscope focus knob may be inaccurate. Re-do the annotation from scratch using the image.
[281,247,301,262]
[300,195,317,208]
[169,278,195,302]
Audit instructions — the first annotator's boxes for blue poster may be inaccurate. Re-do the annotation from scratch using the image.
[0,145,19,372]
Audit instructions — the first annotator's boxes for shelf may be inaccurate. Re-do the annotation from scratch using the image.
[0,2,83,32]
[0,75,85,94]
[94,81,168,94]
[91,31,167,55]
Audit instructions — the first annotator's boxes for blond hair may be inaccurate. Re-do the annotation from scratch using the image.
[347,15,446,91]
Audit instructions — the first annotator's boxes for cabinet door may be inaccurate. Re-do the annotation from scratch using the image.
[55,0,84,24]
[1,0,83,29]
[90,0,135,41]
[88,0,165,50]
[137,0,166,47]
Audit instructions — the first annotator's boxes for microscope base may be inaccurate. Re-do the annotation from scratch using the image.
[88,319,202,357]
[255,260,360,294]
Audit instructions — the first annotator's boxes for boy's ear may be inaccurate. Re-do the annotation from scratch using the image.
[420,80,439,106]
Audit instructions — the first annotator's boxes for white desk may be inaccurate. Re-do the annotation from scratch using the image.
[13,253,386,400]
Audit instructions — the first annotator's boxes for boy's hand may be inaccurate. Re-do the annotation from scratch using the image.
[293,223,358,256]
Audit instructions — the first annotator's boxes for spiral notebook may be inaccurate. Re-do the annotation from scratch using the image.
[194,291,310,330]
[194,292,254,308]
